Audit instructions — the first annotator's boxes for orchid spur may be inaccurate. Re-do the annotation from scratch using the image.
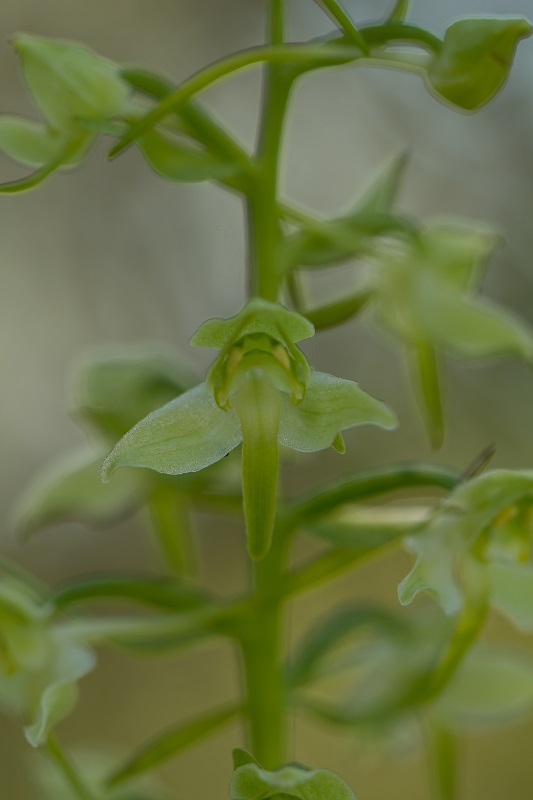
[102,300,397,558]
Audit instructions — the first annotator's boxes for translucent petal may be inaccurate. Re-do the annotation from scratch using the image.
[25,636,96,747]
[489,562,533,632]
[416,222,497,290]
[398,520,462,614]
[435,647,533,726]
[278,371,397,453]
[190,298,314,349]
[452,469,533,517]
[101,383,242,480]
[416,287,533,361]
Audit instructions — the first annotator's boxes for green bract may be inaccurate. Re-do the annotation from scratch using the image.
[0,34,129,191]
[102,300,397,559]
[0,577,95,747]
[427,17,532,111]
[230,749,356,800]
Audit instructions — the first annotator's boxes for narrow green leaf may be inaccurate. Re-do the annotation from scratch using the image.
[120,67,253,190]
[108,705,239,786]
[292,609,448,726]
[293,463,461,522]
[387,0,409,24]
[60,606,227,653]
[281,211,414,273]
[52,575,210,612]
[356,152,408,214]
[136,129,239,183]
[303,289,373,330]
[315,0,369,55]
[307,518,413,551]
[288,605,408,688]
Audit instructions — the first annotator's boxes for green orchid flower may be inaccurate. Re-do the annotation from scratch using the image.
[0,33,130,192]
[398,470,533,620]
[370,221,533,445]
[0,575,95,747]
[14,345,196,538]
[102,299,397,559]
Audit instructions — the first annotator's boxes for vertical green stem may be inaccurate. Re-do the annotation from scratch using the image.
[426,718,459,800]
[424,557,488,700]
[238,0,291,768]
[240,527,288,768]
[247,0,293,301]
[46,734,97,800]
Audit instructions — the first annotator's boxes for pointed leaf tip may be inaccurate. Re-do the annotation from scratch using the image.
[232,749,260,770]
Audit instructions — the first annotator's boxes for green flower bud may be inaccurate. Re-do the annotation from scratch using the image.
[426,17,532,110]
[11,33,129,132]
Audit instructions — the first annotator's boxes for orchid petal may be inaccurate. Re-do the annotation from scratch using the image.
[25,638,96,747]
[190,298,314,349]
[101,383,242,481]
[278,371,397,453]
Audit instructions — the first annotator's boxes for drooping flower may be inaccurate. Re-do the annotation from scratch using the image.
[0,575,95,747]
[0,34,130,192]
[370,221,533,445]
[102,299,397,558]
[398,469,533,621]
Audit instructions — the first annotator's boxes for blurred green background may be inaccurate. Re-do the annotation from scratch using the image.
[2,0,533,797]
